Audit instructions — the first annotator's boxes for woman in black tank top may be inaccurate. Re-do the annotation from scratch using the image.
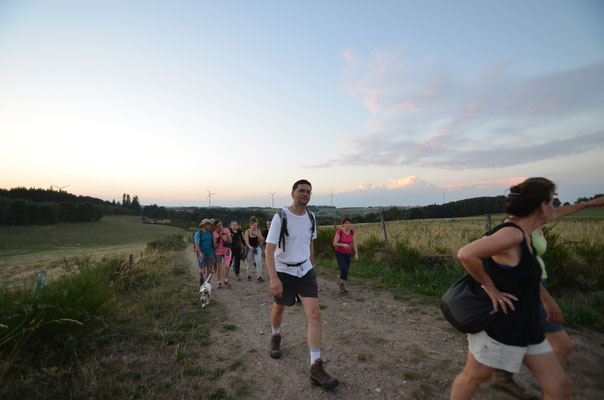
[450,178,572,399]
[244,217,265,282]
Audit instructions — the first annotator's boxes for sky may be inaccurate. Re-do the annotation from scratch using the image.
[1,0,603,208]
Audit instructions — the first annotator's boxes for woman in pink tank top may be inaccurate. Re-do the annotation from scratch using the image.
[332,216,358,294]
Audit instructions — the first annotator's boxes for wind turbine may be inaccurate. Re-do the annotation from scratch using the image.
[51,183,70,192]
[268,191,276,208]
[206,187,216,207]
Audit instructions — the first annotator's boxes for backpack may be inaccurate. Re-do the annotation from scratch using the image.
[276,208,315,252]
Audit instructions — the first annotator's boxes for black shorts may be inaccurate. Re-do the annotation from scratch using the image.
[274,268,318,306]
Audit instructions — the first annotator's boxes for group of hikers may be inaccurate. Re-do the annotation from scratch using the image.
[193,178,603,399]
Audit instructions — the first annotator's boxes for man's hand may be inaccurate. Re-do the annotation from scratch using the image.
[270,277,283,298]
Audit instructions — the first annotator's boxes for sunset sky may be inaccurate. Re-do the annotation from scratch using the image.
[1,1,603,208]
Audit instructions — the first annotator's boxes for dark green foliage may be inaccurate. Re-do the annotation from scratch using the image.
[314,228,336,258]
[145,235,186,253]
[0,197,102,225]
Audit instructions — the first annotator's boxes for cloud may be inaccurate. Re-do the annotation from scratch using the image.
[440,177,526,191]
[324,52,604,170]
[342,176,431,193]
[333,175,531,207]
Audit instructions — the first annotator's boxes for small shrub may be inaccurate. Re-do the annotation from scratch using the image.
[314,228,336,258]
[145,235,186,253]
[358,234,384,260]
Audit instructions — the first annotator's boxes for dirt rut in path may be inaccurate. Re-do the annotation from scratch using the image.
[186,247,604,399]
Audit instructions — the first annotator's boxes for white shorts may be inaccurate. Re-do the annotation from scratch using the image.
[468,330,553,373]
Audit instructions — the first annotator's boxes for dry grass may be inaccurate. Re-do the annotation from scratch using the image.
[350,215,604,256]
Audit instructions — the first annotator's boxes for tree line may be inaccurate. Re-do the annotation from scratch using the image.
[0,198,102,225]
[322,194,602,225]
[0,188,143,225]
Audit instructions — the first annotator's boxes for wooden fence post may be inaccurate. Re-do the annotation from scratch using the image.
[380,208,389,249]
[129,254,133,266]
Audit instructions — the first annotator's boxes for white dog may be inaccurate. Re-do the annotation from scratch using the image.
[199,274,213,309]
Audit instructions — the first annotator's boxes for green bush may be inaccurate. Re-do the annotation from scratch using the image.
[146,234,186,252]
[394,240,422,269]
[358,234,384,260]
[314,228,336,258]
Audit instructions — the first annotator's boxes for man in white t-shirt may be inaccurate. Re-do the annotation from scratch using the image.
[265,179,339,390]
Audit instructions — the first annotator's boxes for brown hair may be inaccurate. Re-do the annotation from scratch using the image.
[341,216,351,224]
[292,179,312,191]
[505,177,556,217]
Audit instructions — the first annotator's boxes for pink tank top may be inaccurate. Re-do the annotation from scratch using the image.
[335,229,354,254]
[214,228,230,255]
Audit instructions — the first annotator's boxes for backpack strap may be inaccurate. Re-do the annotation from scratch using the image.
[307,208,315,240]
[487,221,530,250]
[277,208,316,252]
[277,209,288,251]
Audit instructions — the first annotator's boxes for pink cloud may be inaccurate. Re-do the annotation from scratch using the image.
[386,176,422,189]
[440,177,526,191]
[344,176,425,192]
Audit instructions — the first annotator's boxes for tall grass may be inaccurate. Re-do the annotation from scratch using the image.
[318,216,604,329]
[0,235,183,393]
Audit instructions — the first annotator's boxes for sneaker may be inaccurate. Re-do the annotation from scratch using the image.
[309,359,339,390]
[492,370,534,400]
[217,282,223,289]
[257,276,264,282]
[339,283,348,295]
[247,276,252,281]
[236,274,241,281]
[270,334,281,359]
[224,282,232,289]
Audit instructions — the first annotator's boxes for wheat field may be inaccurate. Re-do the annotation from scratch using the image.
[347,215,604,256]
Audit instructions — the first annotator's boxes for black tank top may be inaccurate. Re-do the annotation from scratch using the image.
[483,222,544,346]
[249,235,259,248]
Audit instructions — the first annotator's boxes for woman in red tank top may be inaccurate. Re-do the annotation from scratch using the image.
[332,216,358,294]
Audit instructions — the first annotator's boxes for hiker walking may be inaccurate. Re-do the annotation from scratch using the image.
[332,216,358,294]
[229,220,245,281]
[450,178,571,400]
[213,219,232,289]
[265,179,339,390]
[194,219,216,285]
[244,216,264,282]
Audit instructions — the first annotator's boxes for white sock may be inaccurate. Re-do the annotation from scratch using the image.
[310,348,321,365]
[272,326,281,335]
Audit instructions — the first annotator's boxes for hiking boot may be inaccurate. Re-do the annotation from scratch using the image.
[270,334,281,359]
[224,281,232,289]
[339,283,348,294]
[309,359,339,390]
[493,369,535,399]
[257,276,264,283]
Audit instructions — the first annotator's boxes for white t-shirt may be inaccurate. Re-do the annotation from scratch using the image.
[266,207,317,277]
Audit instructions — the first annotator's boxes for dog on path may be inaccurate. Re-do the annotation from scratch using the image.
[199,274,213,309]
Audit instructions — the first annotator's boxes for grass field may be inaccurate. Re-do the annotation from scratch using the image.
[0,216,187,288]
[346,208,604,256]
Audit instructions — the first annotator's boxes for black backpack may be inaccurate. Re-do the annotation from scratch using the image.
[276,208,315,252]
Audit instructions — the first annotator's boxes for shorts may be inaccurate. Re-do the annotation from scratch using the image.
[215,254,225,263]
[468,330,553,373]
[540,279,564,333]
[200,254,217,272]
[274,268,318,307]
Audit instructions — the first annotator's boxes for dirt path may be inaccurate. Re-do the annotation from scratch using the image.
[186,246,604,399]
